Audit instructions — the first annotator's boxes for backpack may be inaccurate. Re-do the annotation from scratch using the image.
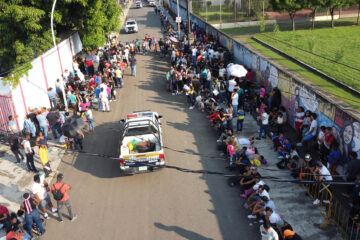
[52,183,65,201]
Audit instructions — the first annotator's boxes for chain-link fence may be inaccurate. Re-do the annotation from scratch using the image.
[192,0,360,24]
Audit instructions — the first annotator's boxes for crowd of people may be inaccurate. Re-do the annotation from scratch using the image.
[2,4,360,239]
[160,6,360,239]
[0,172,75,239]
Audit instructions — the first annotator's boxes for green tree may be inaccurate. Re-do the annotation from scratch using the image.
[0,0,121,85]
[0,1,53,85]
[269,0,305,31]
[323,0,352,28]
[306,0,325,29]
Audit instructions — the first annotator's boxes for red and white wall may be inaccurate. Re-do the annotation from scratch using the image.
[0,32,83,132]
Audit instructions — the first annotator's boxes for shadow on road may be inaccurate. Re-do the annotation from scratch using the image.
[154,222,215,240]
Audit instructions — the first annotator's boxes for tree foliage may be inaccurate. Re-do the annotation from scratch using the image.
[269,0,305,31]
[0,0,121,85]
[323,0,353,28]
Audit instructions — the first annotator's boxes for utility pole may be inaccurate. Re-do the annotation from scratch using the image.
[186,0,192,40]
[51,0,68,109]
[176,0,181,39]
[220,0,222,29]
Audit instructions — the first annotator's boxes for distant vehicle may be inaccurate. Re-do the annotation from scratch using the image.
[119,111,165,175]
[148,0,156,6]
[125,19,138,33]
[135,1,142,8]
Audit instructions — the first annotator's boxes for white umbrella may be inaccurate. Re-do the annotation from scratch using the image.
[227,64,247,78]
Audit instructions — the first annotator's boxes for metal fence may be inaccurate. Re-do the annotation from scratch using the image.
[300,167,360,239]
[191,0,360,24]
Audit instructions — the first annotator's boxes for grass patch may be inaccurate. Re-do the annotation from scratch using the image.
[253,25,360,91]
[245,38,360,110]
[223,18,360,109]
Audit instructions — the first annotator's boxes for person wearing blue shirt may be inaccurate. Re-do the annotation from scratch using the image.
[95,75,101,86]
[328,143,342,174]
[94,86,102,111]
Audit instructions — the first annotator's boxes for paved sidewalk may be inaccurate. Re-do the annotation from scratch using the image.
[235,115,342,240]
[0,136,65,237]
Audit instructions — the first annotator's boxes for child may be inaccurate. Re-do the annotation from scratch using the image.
[237,106,245,131]
[227,139,236,168]
[85,106,94,133]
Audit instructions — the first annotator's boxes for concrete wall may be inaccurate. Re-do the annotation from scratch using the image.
[0,32,83,131]
[167,1,360,162]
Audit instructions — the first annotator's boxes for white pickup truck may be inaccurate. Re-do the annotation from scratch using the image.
[119,111,165,174]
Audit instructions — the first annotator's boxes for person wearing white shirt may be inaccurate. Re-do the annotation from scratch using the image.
[300,113,318,147]
[260,221,279,240]
[257,110,269,139]
[22,134,38,172]
[99,87,110,112]
[32,174,57,219]
[312,162,333,205]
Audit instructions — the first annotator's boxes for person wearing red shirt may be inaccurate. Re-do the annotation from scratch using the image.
[6,225,22,240]
[50,173,77,222]
[0,204,10,231]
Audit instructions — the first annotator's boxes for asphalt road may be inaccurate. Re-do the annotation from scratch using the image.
[44,6,259,240]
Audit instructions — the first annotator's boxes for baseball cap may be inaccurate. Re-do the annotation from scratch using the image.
[284,229,295,237]
[304,154,311,160]
[57,173,64,179]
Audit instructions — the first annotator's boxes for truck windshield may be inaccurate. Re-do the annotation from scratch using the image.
[127,21,136,25]
[125,126,157,136]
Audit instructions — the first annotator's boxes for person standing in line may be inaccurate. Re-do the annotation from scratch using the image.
[85,106,94,133]
[115,67,123,88]
[129,55,136,76]
[31,174,57,220]
[20,193,45,237]
[8,115,19,135]
[36,109,49,139]
[99,87,110,112]
[257,109,269,140]
[22,133,38,173]
[46,108,63,140]
[260,221,279,240]
[47,87,57,109]
[231,89,239,117]
[51,173,77,223]
[9,135,24,164]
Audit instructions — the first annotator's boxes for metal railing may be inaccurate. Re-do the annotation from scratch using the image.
[299,166,360,239]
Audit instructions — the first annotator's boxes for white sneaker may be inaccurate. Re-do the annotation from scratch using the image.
[44,213,50,219]
[323,200,331,204]
[247,215,257,219]
[172,93,176,95]
[296,142,303,147]
[270,132,274,137]
[216,139,222,143]
[259,219,264,223]
[189,106,194,109]
[313,199,320,205]
[52,208,58,213]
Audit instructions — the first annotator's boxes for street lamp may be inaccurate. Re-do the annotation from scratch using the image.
[51,0,68,109]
